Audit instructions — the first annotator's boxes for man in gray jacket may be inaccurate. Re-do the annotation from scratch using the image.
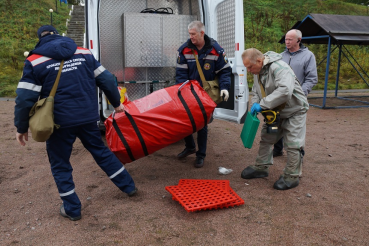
[273,29,318,157]
[240,48,309,190]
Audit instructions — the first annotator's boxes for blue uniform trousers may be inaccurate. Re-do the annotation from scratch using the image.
[46,122,135,217]
[184,125,208,158]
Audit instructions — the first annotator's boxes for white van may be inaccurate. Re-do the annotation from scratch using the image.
[85,0,248,128]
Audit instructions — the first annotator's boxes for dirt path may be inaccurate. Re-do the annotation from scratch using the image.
[1,99,369,245]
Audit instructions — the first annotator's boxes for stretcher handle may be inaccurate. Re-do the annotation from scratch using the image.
[112,109,124,119]
[178,80,190,91]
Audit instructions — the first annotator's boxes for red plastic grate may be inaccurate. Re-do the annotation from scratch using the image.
[165,179,244,212]
[177,179,244,209]
[178,179,231,192]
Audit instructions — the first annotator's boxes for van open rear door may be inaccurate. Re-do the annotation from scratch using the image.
[202,0,248,124]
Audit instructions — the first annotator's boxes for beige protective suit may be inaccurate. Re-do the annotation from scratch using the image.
[251,51,309,177]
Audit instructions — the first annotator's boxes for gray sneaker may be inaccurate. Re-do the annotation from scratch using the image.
[60,204,81,221]
[241,165,269,179]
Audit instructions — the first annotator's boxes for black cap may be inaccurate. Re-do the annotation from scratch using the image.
[37,25,59,39]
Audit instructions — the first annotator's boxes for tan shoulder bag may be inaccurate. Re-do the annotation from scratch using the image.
[192,49,222,104]
[29,60,64,142]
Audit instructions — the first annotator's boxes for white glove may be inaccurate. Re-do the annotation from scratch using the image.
[220,90,229,101]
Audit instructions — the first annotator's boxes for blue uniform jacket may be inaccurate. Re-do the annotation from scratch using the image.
[14,35,120,133]
[175,35,231,91]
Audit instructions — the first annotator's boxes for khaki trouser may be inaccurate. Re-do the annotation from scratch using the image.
[255,113,306,177]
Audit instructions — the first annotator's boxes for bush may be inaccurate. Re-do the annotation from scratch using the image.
[0,0,70,97]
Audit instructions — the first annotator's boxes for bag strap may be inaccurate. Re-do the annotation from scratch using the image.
[177,81,209,133]
[257,75,266,98]
[258,75,286,111]
[49,60,65,97]
[112,116,136,162]
[178,86,197,133]
[112,110,149,162]
[125,111,149,157]
[189,83,208,125]
[192,49,210,90]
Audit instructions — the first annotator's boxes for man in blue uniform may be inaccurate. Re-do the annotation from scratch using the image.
[175,21,231,168]
[14,25,137,221]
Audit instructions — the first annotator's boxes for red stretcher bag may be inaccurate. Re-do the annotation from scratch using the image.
[104,80,217,164]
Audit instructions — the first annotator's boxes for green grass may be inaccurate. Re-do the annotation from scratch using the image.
[0,0,71,96]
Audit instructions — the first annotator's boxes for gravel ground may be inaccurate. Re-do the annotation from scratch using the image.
[1,96,369,245]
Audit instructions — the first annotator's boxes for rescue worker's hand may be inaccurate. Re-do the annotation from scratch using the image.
[220,90,229,101]
[114,103,125,113]
[16,132,28,146]
[250,103,262,115]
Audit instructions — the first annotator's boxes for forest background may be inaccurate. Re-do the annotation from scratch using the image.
[0,0,368,97]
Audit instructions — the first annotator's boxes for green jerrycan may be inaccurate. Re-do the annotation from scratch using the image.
[240,112,260,149]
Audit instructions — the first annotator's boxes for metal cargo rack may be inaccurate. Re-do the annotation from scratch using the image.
[99,0,200,83]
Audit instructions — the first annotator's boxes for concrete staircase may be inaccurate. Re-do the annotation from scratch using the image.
[66,5,85,47]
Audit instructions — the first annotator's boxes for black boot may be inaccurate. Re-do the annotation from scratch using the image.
[241,165,269,179]
[177,148,196,159]
[273,150,283,157]
[194,156,204,168]
[273,175,299,190]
